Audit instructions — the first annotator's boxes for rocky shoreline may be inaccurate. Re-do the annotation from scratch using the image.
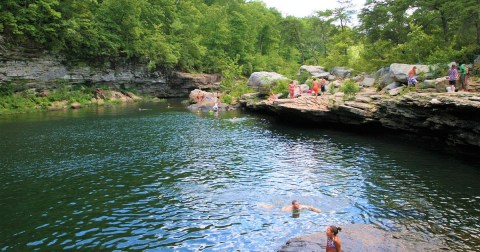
[240,89,480,157]
[277,224,445,252]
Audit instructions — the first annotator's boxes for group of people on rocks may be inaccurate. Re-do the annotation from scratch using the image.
[408,64,470,92]
[194,90,221,112]
[261,200,342,251]
[288,77,327,99]
[447,63,469,92]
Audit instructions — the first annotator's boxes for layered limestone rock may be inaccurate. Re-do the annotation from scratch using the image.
[241,90,480,153]
[0,49,221,97]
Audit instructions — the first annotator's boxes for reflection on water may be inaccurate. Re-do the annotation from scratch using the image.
[0,100,479,251]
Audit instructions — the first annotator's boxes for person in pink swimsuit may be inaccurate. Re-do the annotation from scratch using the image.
[326,225,342,252]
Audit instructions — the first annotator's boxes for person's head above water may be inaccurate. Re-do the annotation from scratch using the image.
[292,200,301,210]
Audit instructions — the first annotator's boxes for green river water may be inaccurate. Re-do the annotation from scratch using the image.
[0,100,479,251]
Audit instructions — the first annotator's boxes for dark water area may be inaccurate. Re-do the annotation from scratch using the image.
[0,100,479,251]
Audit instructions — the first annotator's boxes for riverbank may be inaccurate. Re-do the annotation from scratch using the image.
[241,89,480,158]
[0,87,153,114]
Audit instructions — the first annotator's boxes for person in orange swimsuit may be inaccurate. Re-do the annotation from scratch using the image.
[312,78,320,98]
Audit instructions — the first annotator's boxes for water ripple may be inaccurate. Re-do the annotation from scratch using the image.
[0,103,479,251]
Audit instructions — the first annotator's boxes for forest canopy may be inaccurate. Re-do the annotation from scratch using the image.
[1,0,479,78]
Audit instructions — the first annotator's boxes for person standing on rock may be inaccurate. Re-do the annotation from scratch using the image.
[320,77,327,95]
[288,81,296,98]
[459,63,468,91]
[448,64,458,92]
[326,225,342,252]
[407,66,418,92]
[312,78,320,98]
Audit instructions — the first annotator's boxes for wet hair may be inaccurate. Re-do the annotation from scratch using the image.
[329,226,342,235]
[292,200,299,205]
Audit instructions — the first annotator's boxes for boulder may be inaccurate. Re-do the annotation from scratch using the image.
[361,77,376,87]
[434,77,449,92]
[189,89,219,103]
[247,72,289,95]
[384,82,401,90]
[299,65,326,76]
[388,86,404,96]
[389,63,431,83]
[70,102,81,109]
[331,67,353,79]
[299,84,310,93]
[375,67,389,78]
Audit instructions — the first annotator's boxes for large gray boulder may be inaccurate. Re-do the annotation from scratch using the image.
[375,67,389,78]
[331,67,353,79]
[389,63,430,83]
[360,77,376,87]
[247,71,288,95]
[299,65,326,76]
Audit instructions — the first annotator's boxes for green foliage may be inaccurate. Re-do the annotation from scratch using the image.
[340,79,359,99]
[328,82,336,94]
[1,0,480,82]
[229,81,254,102]
[220,55,244,91]
[0,82,14,96]
[297,71,311,85]
[220,94,233,105]
[0,83,98,114]
[428,64,449,79]
[271,79,290,98]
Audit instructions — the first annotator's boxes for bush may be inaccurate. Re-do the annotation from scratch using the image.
[0,82,14,96]
[221,94,233,104]
[429,64,449,79]
[271,79,290,98]
[229,81,254,102]
[340,79,360,99]
[297,71,310,84]
[329,82,336,94]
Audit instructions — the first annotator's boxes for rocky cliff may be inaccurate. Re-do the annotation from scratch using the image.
[0,49,221,97]
[241,90,480,156]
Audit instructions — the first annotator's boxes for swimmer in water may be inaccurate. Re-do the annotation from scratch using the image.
[281,200,321,213]
[259,200,321,218]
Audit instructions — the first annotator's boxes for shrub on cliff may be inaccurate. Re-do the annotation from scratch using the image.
[270,79,289,98]
[340,80,360,100]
